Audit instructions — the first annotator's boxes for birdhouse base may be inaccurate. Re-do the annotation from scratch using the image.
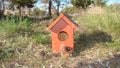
[62,52,71,57]
[52,51,73,57]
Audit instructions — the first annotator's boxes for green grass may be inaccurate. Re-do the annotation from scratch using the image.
[0,16,32,37]
[32,33,51,44]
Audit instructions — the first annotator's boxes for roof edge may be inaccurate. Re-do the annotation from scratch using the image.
[47,13,79,30]
[47,13,64,30]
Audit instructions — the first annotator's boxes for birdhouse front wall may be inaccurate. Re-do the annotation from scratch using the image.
[51,19,74,53]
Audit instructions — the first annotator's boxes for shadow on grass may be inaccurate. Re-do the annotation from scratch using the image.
[74,30,112,56]
[76,57,120,68]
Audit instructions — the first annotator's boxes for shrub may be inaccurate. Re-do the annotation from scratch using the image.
[32,8,45,16]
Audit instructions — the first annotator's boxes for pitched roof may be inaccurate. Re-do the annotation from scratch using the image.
[47,13,79,30]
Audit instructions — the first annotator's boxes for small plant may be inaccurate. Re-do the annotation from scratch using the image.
[0,47,15,61]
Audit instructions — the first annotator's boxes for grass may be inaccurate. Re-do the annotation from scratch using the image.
[0,16,32,37]
[73,7,120,49]
[0,16,51,62]
[0,6,120,68]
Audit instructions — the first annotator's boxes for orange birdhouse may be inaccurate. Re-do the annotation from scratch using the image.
[47,13,78,54]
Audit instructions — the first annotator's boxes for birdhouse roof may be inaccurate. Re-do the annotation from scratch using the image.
[47,13,79,30]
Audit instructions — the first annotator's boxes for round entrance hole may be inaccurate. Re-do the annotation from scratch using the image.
[58,31,68,41]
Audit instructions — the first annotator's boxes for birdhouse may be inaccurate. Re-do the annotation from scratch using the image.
[47,13,78,54]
